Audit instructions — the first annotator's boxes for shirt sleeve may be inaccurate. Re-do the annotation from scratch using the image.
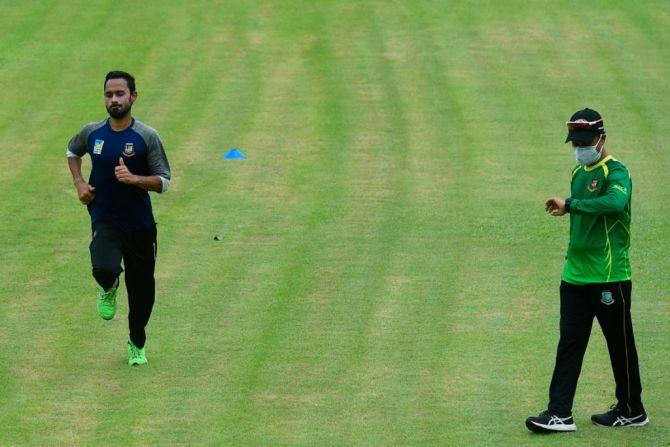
[146,132,172,193]
[571,165,631,215]
[66,125,90,158]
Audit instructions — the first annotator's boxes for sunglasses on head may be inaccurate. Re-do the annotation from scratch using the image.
[566,118,603,131]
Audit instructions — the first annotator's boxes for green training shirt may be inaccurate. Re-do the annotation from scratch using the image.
[562,155,632,285]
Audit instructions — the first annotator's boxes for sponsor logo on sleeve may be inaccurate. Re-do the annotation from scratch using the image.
[93,139,104,155]
[123,142,135,157]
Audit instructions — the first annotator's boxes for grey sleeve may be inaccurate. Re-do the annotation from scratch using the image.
[67,127,90,158]
[146,132,172,193]
[133,120,172,193]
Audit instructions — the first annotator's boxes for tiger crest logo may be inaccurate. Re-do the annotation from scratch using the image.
[587,176,598,192]
[123,142,135,157]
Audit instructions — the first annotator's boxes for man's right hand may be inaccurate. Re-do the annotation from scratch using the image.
[545,197,567,216]
[75,180,96,204]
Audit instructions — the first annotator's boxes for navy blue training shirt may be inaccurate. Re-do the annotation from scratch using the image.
[67,118,171,233]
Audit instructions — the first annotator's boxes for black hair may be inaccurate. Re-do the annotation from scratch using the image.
[104,71,136,93]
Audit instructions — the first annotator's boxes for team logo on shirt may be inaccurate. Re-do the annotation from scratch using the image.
[601,290,614,305]
[93,139,104,155]
[123,142,135,157]
[587,177,599,192]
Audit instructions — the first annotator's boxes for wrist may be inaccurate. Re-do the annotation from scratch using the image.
[565,198,572,213]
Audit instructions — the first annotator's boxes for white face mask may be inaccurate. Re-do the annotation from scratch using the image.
[573,135,602,166]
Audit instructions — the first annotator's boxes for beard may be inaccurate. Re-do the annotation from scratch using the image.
[106,103,131,119]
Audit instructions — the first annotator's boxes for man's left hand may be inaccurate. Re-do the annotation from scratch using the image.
[545,197,567,216]
[115,157,137,185]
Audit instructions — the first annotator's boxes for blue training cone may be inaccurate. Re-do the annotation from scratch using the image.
[223,148,247,159]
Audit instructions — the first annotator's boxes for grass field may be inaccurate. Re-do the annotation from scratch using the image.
[1,1,669,445]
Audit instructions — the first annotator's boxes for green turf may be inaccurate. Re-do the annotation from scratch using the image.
[1,0,668,445]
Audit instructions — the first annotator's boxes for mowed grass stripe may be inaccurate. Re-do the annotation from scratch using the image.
[394,4,513,444]
[220,10,395,443]
[205,8,361,443]
[328,4,436,444]
[368,4,507,443]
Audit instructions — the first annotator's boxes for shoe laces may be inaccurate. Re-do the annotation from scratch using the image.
[539,410,570,422]
[101,289,113,303]
[539,410,561,419]
[607,404,622,415]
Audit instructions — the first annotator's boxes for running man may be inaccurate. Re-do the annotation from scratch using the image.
[67,71,171,366]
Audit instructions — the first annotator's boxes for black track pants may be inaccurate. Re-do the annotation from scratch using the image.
[548,280,644,416]
[89,221,157,349]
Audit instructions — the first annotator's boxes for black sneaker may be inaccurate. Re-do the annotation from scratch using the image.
[591,404,649,427]
[526,410,576,433]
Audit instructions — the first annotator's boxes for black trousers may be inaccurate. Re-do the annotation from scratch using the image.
[548,280,644,416]
[89,221,157,349]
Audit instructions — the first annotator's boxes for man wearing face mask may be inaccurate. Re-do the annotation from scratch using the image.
[525,108,647,433]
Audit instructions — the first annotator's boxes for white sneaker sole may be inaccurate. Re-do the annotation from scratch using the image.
[528,421,576,432]
[593,417,649,427]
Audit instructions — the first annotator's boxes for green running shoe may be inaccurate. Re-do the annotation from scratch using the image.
[128,340,148,366]
[97,287,117,320]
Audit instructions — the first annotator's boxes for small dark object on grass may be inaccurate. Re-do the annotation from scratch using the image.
[214,234,224,241]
